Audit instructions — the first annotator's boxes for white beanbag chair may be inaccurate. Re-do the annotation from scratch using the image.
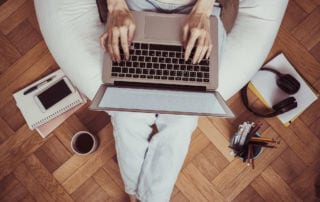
[34,0,288,101]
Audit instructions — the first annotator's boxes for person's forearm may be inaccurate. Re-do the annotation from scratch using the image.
[107,0,128,13]
[191,0,216,16]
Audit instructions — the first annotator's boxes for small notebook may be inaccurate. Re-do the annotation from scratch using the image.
[249,53,318,126]
[13,70,86,129]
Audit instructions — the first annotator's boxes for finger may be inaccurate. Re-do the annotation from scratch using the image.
[184,29,200,61]
[100,32,108,52]
[119,26,129,60]
[112,28,121,62]
[192,33,205,64]
[182,25,189,48]
[128,23,135,46]
[198,37,209,63]
[107,31,115,61]
[205,38,213,59]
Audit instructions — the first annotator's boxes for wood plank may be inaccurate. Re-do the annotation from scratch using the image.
[251,176,285,201]
[232,185,264,202]
[277,27,320,84]
[0,174,22,199]
[0,0,34,34]
[0,98,26,131]
[0,124,47,181]
[184,128,211,165]
[266,117,319,165]
[310,41,320,64]
[0,41,48,90]
[93,168,127,201]
[175,172,209,202]
[6,20,42,55]
[0,116,14,144]
[281,0,308,32]
[53,124,113,183]
[294,0,319,13]
[261,167,302,201]
[62,140,116,193]
[0,0,26,23]
[300,98,320,126]
[192,152,220,181]
[271,148,306,184]
[34,136,72,173]
[103,158,125,189]
[24,154,73,201]
[0,51,56,109]
[70,177,108,201]
[292,7,320,50]
[290,158,320,201]
[212,127,287,201]
[0,31,21,72]
[198,117,234,162]
[201,144,229,173]
[19,194,36,202]
[13,162,53,202]
[171,191,189,202]
[182,163,225,201]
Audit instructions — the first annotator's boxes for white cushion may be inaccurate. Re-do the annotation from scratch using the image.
[34,0,288,100]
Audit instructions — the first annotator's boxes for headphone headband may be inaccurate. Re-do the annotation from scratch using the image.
[241,67,299,118]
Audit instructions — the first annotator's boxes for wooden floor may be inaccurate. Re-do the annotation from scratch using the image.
[1,0,320,201]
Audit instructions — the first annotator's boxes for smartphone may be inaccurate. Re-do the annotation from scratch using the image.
[34,77,75,112]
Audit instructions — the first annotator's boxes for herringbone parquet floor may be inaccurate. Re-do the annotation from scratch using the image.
[0,0,320,201]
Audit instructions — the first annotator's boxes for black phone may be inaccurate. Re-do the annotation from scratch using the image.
[34,77,74,111]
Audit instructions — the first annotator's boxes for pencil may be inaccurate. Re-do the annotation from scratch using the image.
[250,137,280,144]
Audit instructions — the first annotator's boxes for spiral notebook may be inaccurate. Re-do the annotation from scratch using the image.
[13,70,86,130]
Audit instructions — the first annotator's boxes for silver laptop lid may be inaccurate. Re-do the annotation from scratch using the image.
[90,84,234,117]
[102,11,219,90]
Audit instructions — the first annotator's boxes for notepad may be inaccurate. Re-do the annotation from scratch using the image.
[13,70,86,130]
[249,53,318,126]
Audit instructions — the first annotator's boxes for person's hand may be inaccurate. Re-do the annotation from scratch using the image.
[183,0,215,64]
[100,0,135,62]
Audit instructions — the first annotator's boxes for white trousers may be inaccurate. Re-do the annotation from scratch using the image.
[109,112,198,202]
[108,1,225,201]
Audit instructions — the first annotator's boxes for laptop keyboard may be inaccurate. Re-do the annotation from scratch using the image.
[111,42,210,83]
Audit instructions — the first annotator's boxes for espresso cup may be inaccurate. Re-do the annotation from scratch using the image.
[71,131,98,155]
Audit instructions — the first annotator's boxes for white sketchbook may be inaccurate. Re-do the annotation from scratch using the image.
[13,70,86,129]
[249,53,318,126]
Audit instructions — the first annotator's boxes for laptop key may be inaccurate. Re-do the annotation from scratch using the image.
[182,78,189,81]
[169,52,175,57]
[168,77,174,80]
[154,76,160,79]
[147,75,154,79]
[197,78,203,82]
[129,68,135,73]
[136,50,142,55]
[119,74,125,77]
[141,43,148,49]
[149,50,155,56]
[112,67,121,72]
[161,76,168,80]
[138,56,144,61]
[174,65,179,70]
[133,75,139,78]
[190,78,196,81]
[133,62,139,67]
[165,58,171,63]
[204,73,209,78]
[167,64,173,69]
[162,52,168,57]
[177,71,182,76]
[134,43,140,49]
[125,74,132,78]
[152,57,158,63]
[204,79,209,82]
[160,64,166,69]
[145,57,152,62]
[140,75,146,78]
[111,73,118,77]
[122,68,128,73]
[201,66,209,72]
[136,68,142,74]
[175,77,181,81]
[146,63,152,68]
[153,63,159,69]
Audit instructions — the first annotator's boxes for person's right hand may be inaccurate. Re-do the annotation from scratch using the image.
[100,0,135,62]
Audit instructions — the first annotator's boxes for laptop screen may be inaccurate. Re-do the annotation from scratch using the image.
[91,85,234,117]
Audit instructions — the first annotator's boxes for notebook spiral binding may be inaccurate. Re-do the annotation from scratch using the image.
[31,99,82,129]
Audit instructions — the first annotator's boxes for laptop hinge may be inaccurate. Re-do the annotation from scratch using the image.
[114,81,207,92]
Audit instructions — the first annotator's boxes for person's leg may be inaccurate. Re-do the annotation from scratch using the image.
[109,111,157,197]
[136,115,198,202]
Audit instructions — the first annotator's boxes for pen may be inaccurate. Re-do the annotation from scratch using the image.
[23,76,56,95]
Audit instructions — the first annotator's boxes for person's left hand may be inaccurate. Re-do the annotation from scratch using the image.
[183,0,215,64]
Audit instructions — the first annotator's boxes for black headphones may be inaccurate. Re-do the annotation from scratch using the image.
[241,67,301,117]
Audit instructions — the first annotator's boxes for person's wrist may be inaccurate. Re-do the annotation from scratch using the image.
[191,0,215,16]
[107,0,129,13]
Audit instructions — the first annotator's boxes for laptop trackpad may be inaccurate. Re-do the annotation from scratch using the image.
[145,16,183,42]
[97,87,233,117]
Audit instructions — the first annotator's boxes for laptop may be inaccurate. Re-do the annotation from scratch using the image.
[90,11,234,117]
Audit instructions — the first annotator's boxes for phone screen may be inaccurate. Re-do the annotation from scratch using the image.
[37,79,72,109]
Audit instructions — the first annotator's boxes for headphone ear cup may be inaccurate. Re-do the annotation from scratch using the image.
[272,97,297,113]
[277,74,300,94]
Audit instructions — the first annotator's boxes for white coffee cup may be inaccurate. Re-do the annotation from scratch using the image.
[71,131,98,155]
